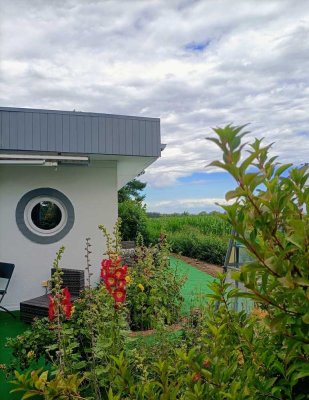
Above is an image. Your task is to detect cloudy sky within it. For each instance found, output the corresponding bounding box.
[1,0,308,213]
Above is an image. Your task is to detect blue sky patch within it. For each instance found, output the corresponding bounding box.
[185,40,210,52]
[144,172,236,213]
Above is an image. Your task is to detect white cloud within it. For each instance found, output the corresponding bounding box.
[0,0,308,192]
[147,196,234,213]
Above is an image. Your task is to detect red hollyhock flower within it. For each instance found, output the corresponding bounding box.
[100,267,108,280]
[115,256,122,266]
[114,268,126,280]
[61,287,73,319]
[101,259,112,278]
[62,287,71,304]
[105,274,117,287]
[101,259,112,268]
[48,294,55,321]
[113,288,126,303]
[121,264,128,274]
[63,302,73,319]
[117,279,126,289]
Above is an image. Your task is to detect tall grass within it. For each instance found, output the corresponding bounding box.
[146,214,230,265]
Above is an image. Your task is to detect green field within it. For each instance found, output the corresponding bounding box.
[147,214,230,265]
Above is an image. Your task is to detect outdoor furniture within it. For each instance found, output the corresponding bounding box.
[20,268,84,324]
[0,262,16,318]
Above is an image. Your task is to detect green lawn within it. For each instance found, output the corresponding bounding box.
[0,311,28,400]
[0,257,216,399]
[169,256,216,313]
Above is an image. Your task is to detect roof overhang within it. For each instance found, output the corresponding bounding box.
[0,106,162,158]
[0,106,164,188]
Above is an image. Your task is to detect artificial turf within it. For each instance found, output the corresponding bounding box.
[169,256,216,313]
[0,257,216,399]
[0,311,28,399]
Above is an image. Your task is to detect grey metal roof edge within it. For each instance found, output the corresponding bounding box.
[0,106,162,157]
[0,149,159,158]
[0,106,160,122]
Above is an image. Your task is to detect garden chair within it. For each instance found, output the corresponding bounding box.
[0,262,16,318]
[20,268,85,323]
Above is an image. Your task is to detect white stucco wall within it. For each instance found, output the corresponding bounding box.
[0,161,118,310]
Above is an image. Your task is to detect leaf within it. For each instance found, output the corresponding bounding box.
[278,275,295,289]
[239,152,258,173]
[293,368,309,381]
[269,314,287,331]
[225,187,245,201]
[302,313,309,324]
[21,393,39,400]
[272,361,285,375]
[275,163,293,177]
[286,234,304,249]
[207,323,218,336]
[10,388,25,393]
[206,160,226,169]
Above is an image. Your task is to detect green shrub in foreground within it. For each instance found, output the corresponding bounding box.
[126,235,186,330]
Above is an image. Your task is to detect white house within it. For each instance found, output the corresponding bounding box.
[0,106,163,311]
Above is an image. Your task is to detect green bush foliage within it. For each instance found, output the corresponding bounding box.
[207,125,309,397]
[146,215,230,264]
[118,200,149,242]
[105,277,301,399]
[169,230,227,265]
[126,235,186,330]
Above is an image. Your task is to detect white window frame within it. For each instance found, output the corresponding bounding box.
[24,196,68,237]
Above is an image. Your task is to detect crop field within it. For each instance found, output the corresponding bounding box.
[146,214,231,265]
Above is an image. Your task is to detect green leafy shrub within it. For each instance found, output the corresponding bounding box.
[8,287,128,398]
[169,230,227,265]
[119,200,149,241]
[206,125,309,398]
[146,214,230,264]
[10,369,84,400]
[6,225,186,397]
[126,235,186,330]
[7,245,128,399]
[103,276,308,399]
[6,317,56,373]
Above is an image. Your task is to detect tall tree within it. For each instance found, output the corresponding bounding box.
[118,178,146,203]
[118,175,148,241]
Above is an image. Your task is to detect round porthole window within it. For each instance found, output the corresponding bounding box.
[16,188,74,244]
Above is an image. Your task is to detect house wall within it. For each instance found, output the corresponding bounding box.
[0,161,118,310]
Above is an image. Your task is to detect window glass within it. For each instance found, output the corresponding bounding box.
[31,201,62,230]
